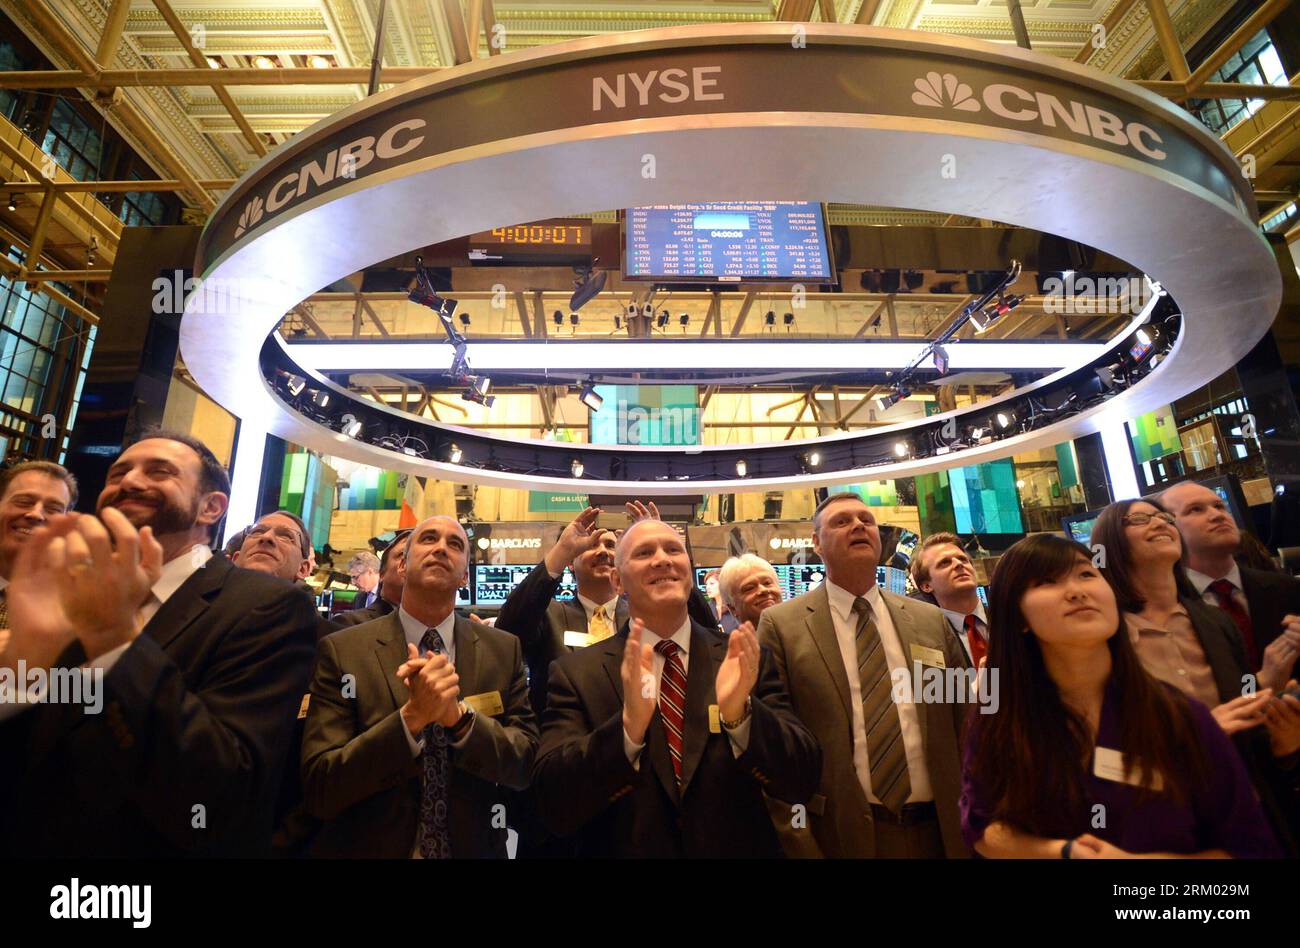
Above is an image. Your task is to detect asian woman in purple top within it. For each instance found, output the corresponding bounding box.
[961,534,1281,859]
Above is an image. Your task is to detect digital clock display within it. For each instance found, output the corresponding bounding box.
[469,221,591,248]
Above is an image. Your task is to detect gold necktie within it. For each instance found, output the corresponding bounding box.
[588,604,614,643]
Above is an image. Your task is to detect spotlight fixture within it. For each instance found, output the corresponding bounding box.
[642,302,654,319]
[872,386,910,413]
[568,258,607,311]
[569,312,579,327]
[970,426,985,441]
[307,55,332,69]
[459,313,471,328]
[462,374,494,407]
[614,313,622,330]
[735,459,748,477]
[656,310,669,329]
[679,313,689,328]
[253,55,277,69]
[553,310,564,328]
[577,379,603,411]
[1135,328,1152,347]
[448,442,463,464]
[995,411,1013,429]
[5,194,16,212]
[341,417,363,438]
[764,310,776,328]
[932,344,949,375]
[803,450,821,469]
[571,458,584,478]
[627,303,639,319]
[285,374,307,397]
[783,312,794,328]
[894,441,909,457]
[311,390,331,409]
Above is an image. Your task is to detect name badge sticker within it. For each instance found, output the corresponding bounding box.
[910,643,946,668]
[708,704,722,733]
[563,630,594,648]
[1093,746,1162,790]
[464,691,505,716]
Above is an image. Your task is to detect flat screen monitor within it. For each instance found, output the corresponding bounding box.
[473,564,571,607]
[623,201,835,283]
[695,564,906,598]
[1061,508,1106,545]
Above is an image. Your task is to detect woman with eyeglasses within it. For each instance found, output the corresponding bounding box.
[961,533,1280,858]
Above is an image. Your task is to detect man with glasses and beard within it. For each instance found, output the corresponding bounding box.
[0,429,318,857]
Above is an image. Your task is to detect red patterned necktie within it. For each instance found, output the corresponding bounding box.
[964,614,986,668]
[655,639,687,784]
[1208,579,1260,669]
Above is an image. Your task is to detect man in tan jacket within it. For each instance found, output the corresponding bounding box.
[757,493,971,858]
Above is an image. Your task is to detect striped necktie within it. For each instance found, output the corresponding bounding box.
[655,639,687,784]
[417,627,452,859]
[853,596,911,816]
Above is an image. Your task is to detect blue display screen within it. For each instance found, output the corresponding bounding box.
[624,201,834,282]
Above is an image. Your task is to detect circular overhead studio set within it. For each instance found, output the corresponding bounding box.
[180,23,1281,496]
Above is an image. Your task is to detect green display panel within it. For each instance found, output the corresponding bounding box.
[1128,406,1182,464]
[915,470,957,536]
[278,451,336,550]
[949,459,1024,534]
[841,480,898,507]
[338,466,403,510]
[527,491,588,513]
[590,384,699,446]
[1055,442,1079,489]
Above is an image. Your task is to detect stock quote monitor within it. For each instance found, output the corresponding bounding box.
[1062,508,1107,545]
[623,201,835,284]
[694,564,908,599]
[473,564,576,607]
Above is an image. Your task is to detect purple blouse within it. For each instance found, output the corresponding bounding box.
[960,681,1282,858]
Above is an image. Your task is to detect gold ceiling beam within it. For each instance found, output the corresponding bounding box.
[1137,79,1300,101]
[1075,0,1139,64]
[16,1,217,211]
[854,1,881,25]
[443,0,474,65]
[482,0,501,57]
[94,0,133,68]
[1,178,234,193]
[0,137,121,246]
[148,0,266,156]
[1184,0,1293,98]
[0,252,99,325]
[1143,0,1190,82]
[0,67,438,89]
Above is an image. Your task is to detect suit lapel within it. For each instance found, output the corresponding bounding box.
[679,623,722,796]
[144,552,231,651]
[452,615,479,696]
[614,598,630,633]
[882,592,929,748]
[607,622,679,806]
[805,585,853,727]
[374,612,411,712]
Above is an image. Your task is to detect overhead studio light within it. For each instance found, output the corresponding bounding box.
[657,310,669,329]
[341,417,362,438]
[462,375,494,407]
[1135,328,1152,347]
[285,374,307,396]
[459,313,471,328]
[6,193,16,212]
[571,458,584,478]
[893,441,909,457]
[932,345,950,375]
[311,390,331,409]
[253,55,277,69]
[307,55,332,69]
[804,450,821,469]
[577,379,603,411]
[642,302,654,319]
[553,310,564,328]
[783,312,794,328]
[679,313,689,328]
[764,311,776,328]
[996,411,1013,429]
[735,458,748,477]
[569,313,580,327]
[448,442,463,463]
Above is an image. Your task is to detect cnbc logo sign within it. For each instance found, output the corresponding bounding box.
[911,71,1166,161]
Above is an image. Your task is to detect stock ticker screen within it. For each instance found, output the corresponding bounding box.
[623,201,834,283]
[472,564,578,607]
[694,564,908,600]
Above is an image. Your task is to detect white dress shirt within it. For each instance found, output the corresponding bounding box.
[940,600,988,664]
[1186,563,1251,617]
[824,579,933,804]
[576,591,620,627]
[621,615,751,768]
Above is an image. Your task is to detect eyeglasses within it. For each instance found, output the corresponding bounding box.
[1122,511,1176,527]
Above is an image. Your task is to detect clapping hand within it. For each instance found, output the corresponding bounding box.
[398,642,462,732]
[544,506,602,575]
[620,619,657,744]
[1211,690,1272,735]
[1259,621,1300,692]
[715,621,760,723]
[625,501,660,523]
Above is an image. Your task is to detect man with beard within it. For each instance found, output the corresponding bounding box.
[302,515,536,857]
[717,554,783,629]
[0,430,318,857]
[0,461,77,635]
[910,533,986,670]
[334,529,410,628]
[757,493,969,858]
[532,519,820,857]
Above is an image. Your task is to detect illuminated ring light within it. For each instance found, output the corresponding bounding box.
[183,23,1279,497]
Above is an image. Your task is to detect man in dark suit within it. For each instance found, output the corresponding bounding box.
[0,430,318,857]
[302,514,537,858]
[532,519,820,857]
[495,506,627,716]
[909,531,985,670]
[1161,481,1300,690]
[346,550,381,612]
[757,493,972,858]
[334,528,409,628]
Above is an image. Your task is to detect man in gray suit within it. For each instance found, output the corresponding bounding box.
[757,493,971,858]
[301,515,537,857]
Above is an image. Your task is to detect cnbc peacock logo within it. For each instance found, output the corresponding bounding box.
[230,117,427,239]
[909,70,1166,160]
